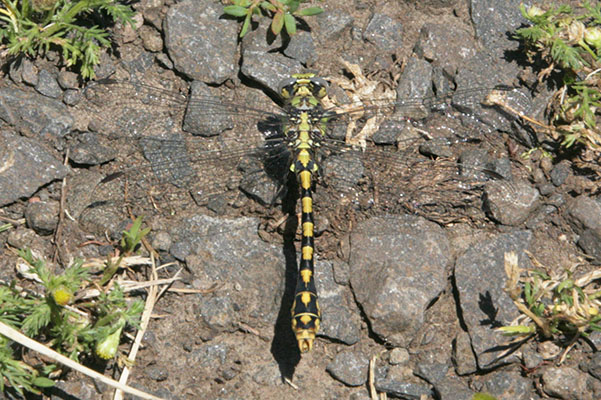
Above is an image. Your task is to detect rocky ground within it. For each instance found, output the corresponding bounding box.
[1,0,601,399]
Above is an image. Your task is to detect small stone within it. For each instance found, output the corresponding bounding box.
[140,25,163,52]
[326,351,369,386]
[35,70,62,99]
[389,348,410,365]
[550,161,572,186]
[542,366,588,400]
[283,31,316,65]
[21,59,39,86]
[68,132,116,166]
[483,180,540,226]
[151,231,172,252]
[363,13,403,52]
[25,200,60,236]
[57,71,79,90]
[63,89,81,106]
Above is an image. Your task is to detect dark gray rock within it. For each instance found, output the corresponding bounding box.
[197,295,237,333]
[452,330,477,375]
[455,230,532,367]
[434,376,474,400]
[7,227,47,251]
[363,13,403,52]
[414,23,478,77]
[326,350,369,386]
[320,151,365,193]
[139,25,163,52]
[566,195,601,260]
[68,132,117,165]
[0,87,73,138]
[57,71,79,90]
[483,180,540,226]
[0,132,69,207]
[482,370,534,400]
[396,58,433,120]
[550,161,572,186]
[240,22,283,54]
[283,31,316,65]
[581,352,601,381]
[92,51,116,80]
[183,81,234,137]
[389,348,410,365]
[151,231,172,252]
[8,58,23,84]
[471,0,528,56]
[241,50,303,94]
[349,215,449,347]
[35,70,62,99]
[51,379,98,400]
[522,345,544,370]
[25,201,60,235]
[63,89,81,106]
[415,361,449,385]
[179,215,284,329]
[376,381,432,400]
[21,59,39,86]
[542,366,589,400]
[164,0,238,83]
[454,52,528,131]
[316,260,361,345]
[316,7,354,42]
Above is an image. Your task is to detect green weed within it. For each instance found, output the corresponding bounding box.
[515,2,601,154]
[0,0,134,78]
[223,0,323,38]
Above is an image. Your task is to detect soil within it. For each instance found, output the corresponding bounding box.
[0,0,600,399]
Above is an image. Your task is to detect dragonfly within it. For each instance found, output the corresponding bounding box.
[77,72,521,352]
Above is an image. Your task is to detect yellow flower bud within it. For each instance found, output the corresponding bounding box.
[51,286,72,306]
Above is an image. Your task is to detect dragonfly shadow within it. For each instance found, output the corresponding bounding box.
[270,173,302,377]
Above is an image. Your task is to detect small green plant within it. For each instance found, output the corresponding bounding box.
[500,252,601,341]
[0,0,134,78]
[100,216,150,285]
[0,219,148,395]
[514,2,601,154]
[223,0,323,38]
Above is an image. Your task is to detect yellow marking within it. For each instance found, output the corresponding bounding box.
[302,196,312,213]
[302,245,313,260]
[298,112,310,131]
[291,318,297,328]
[315,318,320,330]
[300,268,312,283]
[297,151,310,167]
[300,314,312,324]
[302,222,314,237]
[299,170,312,189]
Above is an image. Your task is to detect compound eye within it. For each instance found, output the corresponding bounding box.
[310,77,328,98]
[278,77,297,99]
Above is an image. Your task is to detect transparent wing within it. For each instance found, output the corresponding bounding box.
[75,79,519,226]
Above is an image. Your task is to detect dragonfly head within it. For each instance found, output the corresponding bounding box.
[279,73,328,110]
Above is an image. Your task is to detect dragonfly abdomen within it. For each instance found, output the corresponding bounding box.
[291,150,321,353]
